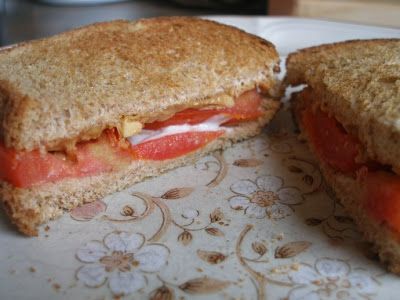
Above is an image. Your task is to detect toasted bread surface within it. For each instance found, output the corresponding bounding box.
[0,17,279,151]
[285,39,400,173]
[292,91,400,274]
[0,98,280,236]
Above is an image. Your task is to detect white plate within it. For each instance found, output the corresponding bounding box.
[206,16,400,56]
[1,17,400,300]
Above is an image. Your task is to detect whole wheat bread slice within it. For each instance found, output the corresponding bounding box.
[285,39,400,173]
[0,17,279,152]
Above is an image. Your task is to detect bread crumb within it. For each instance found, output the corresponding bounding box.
[29,267,36,273]
[196,268,203,272]
[44,225,50,232]
[270,267,279,274]
[52,283,61,291]
[291,263,300,271]
[270,264,294,274]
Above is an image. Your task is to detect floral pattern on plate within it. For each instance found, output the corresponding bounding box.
[228,175,304,219]
[286,258,379,300]
[75,231,169,296]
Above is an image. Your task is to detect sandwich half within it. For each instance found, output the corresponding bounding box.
[286,39,400,273]
[0,17,281,236]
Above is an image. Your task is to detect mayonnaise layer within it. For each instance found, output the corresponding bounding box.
[128,115,231,145]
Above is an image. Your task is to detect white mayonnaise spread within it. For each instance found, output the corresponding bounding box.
[128,114,231,145]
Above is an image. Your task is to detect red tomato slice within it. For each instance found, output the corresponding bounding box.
[130,130,224,160]
[301,104,361,173]
[0,129,224,187]
[364,171,400,233]
[0,144,109,188]
[0,131,131,188]
[144,89,263,130]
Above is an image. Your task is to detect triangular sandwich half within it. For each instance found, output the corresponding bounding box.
[286,39,400,273]
[0,17,281,235]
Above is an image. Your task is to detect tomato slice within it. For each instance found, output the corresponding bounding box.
[364,171,400,232]
[299,93,400,233]
[301,104,361,173]
[144,89,263,130]
[0,131,131,188]
[0,144,108,188]
[0,130,224,187]
[130,131,224,160]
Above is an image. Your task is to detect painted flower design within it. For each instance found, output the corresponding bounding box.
[287,258,378,300]
[228,175,303,219]
[76,231,169,296]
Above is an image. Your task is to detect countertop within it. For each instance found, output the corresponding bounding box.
[1,0,266,45]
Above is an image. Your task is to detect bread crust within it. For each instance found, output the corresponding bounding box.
[292,92,400,274]
[0,17,279,151]
[0,98,280,236]
[285,39,400,173]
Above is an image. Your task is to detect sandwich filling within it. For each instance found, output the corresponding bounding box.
[0,89,267,188]
[297,88,400,233]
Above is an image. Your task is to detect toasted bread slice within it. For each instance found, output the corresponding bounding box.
[0,17,279,152]
[285,39,400,173]
[292,93,400,273]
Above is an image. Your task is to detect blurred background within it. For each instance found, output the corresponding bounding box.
[1,0,399,46]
